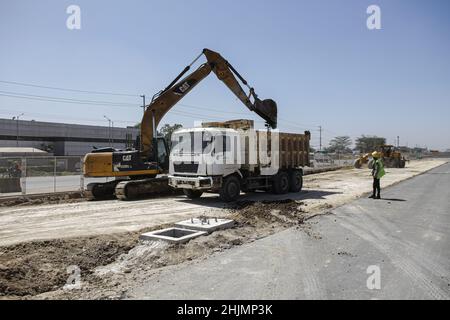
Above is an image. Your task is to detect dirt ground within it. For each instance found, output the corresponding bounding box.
[1,199,309,299]
[0,159,446,299]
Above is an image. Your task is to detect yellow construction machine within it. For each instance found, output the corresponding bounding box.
[354,145,406,169]
[83,49,277,200]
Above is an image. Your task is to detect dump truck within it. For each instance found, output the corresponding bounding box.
[168,120,310,202]
[83,48,277,200]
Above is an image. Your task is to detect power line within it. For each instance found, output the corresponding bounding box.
[178,103,317,129]
[0,89,317,131]
[0,108,138,125]
[0,90,138,106]
[1,80,321,130]
[178,103,251,116]
[0,80,140,97]
[0,92,139,108]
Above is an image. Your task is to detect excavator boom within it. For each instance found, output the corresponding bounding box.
[140,48,277,159]
[84,48,277,200]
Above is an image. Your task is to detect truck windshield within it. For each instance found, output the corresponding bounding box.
[171,132,213,154]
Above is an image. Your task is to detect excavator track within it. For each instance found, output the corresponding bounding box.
[115,176,171,200]
[85,180,123,200]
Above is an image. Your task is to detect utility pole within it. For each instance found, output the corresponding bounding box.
[111,121,114,146]
[318,126,322,151]
[140,95,146,115]
[103,115,112,147]
[12,113,24,147]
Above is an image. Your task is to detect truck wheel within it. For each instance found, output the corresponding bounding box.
[219,175,240,202]
[400,159,406,168]
[289,170,303,192]
[183,189,203,199]
[272,171,289,194]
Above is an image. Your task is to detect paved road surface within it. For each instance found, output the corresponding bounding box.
[129,163,450,299]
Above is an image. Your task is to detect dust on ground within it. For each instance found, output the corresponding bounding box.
[0,159,446,299]
[1,199,311,299]
[0,159,445,247]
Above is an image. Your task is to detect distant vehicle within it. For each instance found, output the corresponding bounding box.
[354,145,406,168]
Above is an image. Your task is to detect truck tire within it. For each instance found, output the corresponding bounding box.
[219,175,240,202]
[183,189,203,199]
[289,170,303,192]
[400,159,406,168]
[272,171,289,194]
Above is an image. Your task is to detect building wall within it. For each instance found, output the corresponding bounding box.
[0,118,139,156]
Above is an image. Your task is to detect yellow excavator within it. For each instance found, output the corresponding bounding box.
[354,145,406,169]
[83,48,277,200]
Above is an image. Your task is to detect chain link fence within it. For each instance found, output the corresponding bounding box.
[310,152,355,168]
[0,156,107,197]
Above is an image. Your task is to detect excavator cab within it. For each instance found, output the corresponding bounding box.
[155,137,169,171]
[83,136,169,179]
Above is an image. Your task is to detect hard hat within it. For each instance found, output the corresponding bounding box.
[372,151,381,158]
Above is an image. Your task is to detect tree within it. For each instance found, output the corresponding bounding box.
[326,136,352,153]
[355,135,386,153]
[158,123,183,148]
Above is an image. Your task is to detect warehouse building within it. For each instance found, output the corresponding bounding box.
[0,118,139,156]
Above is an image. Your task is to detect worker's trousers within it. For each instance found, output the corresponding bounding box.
[372,178,381,197]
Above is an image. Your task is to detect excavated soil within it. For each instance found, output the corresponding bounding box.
[0,200,309,299]
[0,192,84,208]
[0,233,136,298]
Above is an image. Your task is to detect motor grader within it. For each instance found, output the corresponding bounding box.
[354,145,406,169]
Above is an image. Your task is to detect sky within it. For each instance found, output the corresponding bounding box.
[1,0,449,150]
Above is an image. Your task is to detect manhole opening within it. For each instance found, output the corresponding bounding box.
[154,228,197,238]
[140,227,207,243]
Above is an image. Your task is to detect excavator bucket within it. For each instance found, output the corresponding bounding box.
[254,98,278,129]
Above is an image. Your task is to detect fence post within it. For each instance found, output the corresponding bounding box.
[53,157,57,192]
[21,157,27,195]
[80,156,84,191]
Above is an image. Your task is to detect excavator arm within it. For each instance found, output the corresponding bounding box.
[140,48,277,160]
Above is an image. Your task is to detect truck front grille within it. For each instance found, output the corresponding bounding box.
[173,162,199,173]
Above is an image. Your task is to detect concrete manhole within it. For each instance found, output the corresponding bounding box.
[175,217,236,233]
[139,227,207,244]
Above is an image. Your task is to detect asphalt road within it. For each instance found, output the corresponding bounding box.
[129,162,450,299]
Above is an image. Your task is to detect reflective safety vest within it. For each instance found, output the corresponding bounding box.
[375,159,385,179]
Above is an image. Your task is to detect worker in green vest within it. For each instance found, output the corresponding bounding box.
[369,151,385,199]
